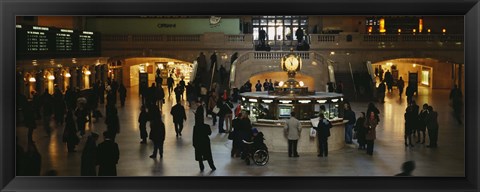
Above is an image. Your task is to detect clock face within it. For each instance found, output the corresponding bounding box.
[284,56,300,71]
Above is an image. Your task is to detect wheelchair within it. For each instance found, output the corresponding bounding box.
[242,132,269,166]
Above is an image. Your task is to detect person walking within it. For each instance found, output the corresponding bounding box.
[343,103,356,144]
[171,101,187,137]
[230,113,242,158]
[138,105,149,144]
[404,104,417,148]
[384,70,393,92]
[81,132,99,176]
[377,81,386,103]
[449,84,463,124]
[397,77,405,98]
[207,91,219,126]
[97,131,120,176]
[105,107,120,141]
[223,98,234,133]
[41,88,54,136]
[426,106,439,148]
[192,107,216,172]
[118,82,127,107]
[167,75,175,97]
[149,107,166,158]
[75,103,88,137]
[405,83,415,104]
[63,110,79,152]
[216,98,227,133]
[354,112,367,150]
[315,113,332,157]
[364,111,379,156]
[284,112,302,157]
[416,103,429,144]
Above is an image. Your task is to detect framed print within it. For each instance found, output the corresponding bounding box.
[1,0,479,191]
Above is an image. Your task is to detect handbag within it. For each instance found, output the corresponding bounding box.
[212,106,220,114]
[309,128,317,138]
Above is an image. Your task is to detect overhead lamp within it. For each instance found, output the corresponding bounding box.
[331,99,339,102]
[413,64,417,68]
[29,77,36,82]
[317,100,327,104]
[167,61,175,65]
[330,51,335,56]
[248,99,258,103]
[298,100,310,104]
[262,99,273,103]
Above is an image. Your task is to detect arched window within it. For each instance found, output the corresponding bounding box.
[252,16,308,44]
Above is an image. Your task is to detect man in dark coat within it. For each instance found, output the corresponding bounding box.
[41,89,54,136]
[405,84,415,104]
[170,101,187,137]
[295,27,304,43]
[138,105,149,144]
[193,105,216,172]
[377,81,386,103]
[63,110,79,152]
[105,107,120,141]
[149,108,166,158]
[315,113,332,157]
[97,131,120,176]
[397,77,405,98]
[118,82,127,107]
[167,75,174,96]
[81,132,99,176]
[343,103,356,144]
[449,84,463,124]
[155,74,163,88]
[156,84,165,108]
[384,70,393,92]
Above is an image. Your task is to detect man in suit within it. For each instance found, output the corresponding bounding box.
[97,131,120,176]
[284,112,302,157]
[316,113,332,157]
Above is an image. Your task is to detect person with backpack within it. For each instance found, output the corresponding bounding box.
[315,113,332,157]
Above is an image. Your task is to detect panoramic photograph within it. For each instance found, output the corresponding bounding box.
[15,15,464,176]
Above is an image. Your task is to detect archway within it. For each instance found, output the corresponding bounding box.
[371,58,458,90]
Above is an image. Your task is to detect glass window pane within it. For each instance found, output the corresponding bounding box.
[276,26,283,40]
[276,19,283,25]
[301,19,307,25]
[253,19,259,25]
[293,19,299,25]
[268,27,275,41]
[260,19,267,25]
[268,19,275,26]
[284,19,291,25]
[285,27,292,40]
[253,28,259,40]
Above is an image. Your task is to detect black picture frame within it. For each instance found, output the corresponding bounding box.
[1,0,479,191]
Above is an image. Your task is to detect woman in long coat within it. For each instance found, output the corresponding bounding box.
[354,112,367,150]
[364,111,378,156]
[192,107,216,171]
[138,105,149,144]
[63,110,79,152]
[81,132,99,176]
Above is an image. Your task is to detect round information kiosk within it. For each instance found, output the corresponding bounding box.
[239,50,347,153]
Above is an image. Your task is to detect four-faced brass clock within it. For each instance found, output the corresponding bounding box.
[281,54,302,72]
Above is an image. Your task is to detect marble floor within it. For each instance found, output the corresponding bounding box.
[16,86,465,176]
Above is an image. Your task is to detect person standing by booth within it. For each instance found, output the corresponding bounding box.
[316,113,332,157]
[284,112,301,157]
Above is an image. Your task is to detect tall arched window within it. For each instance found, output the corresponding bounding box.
[252,16,308,46]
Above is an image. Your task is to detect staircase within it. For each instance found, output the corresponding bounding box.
[335,64,375,102]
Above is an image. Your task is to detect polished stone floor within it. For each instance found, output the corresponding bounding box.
[16,85,464,176]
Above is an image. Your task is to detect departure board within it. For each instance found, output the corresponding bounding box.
[16,25,101,59]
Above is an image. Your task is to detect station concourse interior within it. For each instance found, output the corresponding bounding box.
[15,16,465,176]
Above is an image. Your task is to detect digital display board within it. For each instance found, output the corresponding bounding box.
[16,25,101,59]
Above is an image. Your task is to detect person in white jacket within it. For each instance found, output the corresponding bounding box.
[284,112,302,157]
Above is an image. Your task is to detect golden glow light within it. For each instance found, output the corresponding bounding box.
[368,26,372,33]
[85,70,91,75]
[427,29,431,33]
[413,64,417,68]
[398,29,402,33]
[419,18,423,33]
[442,28,446,33]
[29,77,36,82]
[65,73,71,78]
[48,75,55,80]
[413,29,416,33]
[299,81,304,87]
[379,18,386,33]
[279,81,284,87]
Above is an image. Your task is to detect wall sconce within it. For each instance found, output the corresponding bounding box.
[412,29,416,33]
[427,29,431,33]
[397,29,402,33]
[413,64,417,68]
[65,73,71,78]
[29,77,36,82]
[84,70,92,75]
[48,75,55,80]
[299,81,305,87]
[330,51,335,56]
[442,28,446,33]
[278,81,284,87]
